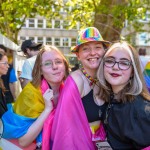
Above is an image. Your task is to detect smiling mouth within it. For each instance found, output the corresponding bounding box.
[88,58,98,62]
[110,73,120,77]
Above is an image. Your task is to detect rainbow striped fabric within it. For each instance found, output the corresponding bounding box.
[143,61,150,91]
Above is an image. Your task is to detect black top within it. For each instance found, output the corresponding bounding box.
[104,95,150,150]
[82,90,107,123]
[0,88,7,118]
[1,65,14,103]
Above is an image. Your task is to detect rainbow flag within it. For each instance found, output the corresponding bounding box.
[143,61,150,91]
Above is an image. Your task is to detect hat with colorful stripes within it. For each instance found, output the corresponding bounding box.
[71,27,111,52]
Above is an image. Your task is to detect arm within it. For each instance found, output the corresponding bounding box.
[19,60,33,89]
[9,82,16,100]
[9,67,17,100]
[19,78,30,89]
[18,89,54,147]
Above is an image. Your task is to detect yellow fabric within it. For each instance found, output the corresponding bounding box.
[145,62,150,69]
[13,82,44,118]
[90,124,99,134]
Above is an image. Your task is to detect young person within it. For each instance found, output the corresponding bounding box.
[97,41,150,149]
[19,40,42,89]
[0,51,9,117]
[49,27,111,150]
[1,45,69,149]
[0,44,17,104]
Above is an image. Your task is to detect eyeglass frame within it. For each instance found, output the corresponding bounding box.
[0,62,9,66]
[41,59,64,68]
[103,58,132,70]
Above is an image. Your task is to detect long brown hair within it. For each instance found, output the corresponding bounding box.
[0,51,6,93]
[31,45,70,88]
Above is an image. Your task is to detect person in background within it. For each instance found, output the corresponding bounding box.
[138,48,149,72]
[1,45,70,150]
[71,63,79,72]
[0,51,9,117]
[19,40,42,89]
[50,27,111,150]
[0,44,17,104]
[97,41,150,149]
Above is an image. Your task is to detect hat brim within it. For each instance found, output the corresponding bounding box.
[29,43,42,48]
[71,40,111,52]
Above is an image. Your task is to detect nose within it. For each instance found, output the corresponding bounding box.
[51,62,58,69]
[89,48,96,55]
[112,62,119,70]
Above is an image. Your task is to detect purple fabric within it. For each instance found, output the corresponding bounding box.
[50,76,95,150]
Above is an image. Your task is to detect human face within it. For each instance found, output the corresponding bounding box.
[104,48,133,93]
[0,56,9,76]
[41,50,66,86]
[77,41,105,72]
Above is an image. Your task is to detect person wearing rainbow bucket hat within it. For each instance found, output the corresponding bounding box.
[49,27,112,150]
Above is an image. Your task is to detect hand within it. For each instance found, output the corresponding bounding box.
[43,89,54,111]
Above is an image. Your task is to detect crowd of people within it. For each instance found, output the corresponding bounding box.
[0,27,150,150]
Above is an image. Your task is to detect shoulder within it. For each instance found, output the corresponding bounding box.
[70,70,84,96]
[27,55,37,62]
[133,95,150,119]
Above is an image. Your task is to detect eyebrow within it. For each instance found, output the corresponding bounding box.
[105,56,130,61]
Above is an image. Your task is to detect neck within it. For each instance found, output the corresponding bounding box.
[81,67,98,86]
[49,82,62,106]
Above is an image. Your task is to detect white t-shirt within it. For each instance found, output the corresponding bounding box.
[20,55,37,80]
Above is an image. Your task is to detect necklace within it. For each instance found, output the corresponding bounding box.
[81,67,98,86]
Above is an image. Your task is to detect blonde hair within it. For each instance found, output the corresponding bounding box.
[97,41,150,103]
[31,45,70,88]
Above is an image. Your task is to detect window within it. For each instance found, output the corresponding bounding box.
[54,20,60,28]
[28,19,35,28]
[62,38,69,46]
[46,37,52,45]
[38,19,43,28]
[54,38,60,46]
[71,38,76,46]
[37,37,43,44]
[20,36,26,41]
[29,37,35,41]
[63,21,69,29]
[46,20,52,28]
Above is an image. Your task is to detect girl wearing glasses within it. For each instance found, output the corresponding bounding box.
[97,41,150,149]
[1,45,70,149]
[0,51,9,118]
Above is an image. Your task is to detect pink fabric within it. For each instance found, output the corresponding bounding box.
[92,123,106,141]
[42,109,55,150]
[50,76,99,150]
[142,146,150,150]
[40,78,50,94]
[42,82,64,150]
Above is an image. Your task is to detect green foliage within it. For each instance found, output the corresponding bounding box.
[0,0,59,43]
[0,0,150,44]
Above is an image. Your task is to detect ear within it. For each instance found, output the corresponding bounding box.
[26,48,30,54]
[130,70,134,78]
[75,52,80,60]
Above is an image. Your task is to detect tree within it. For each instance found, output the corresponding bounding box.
[0,0,62,44]
[65,0,150,42]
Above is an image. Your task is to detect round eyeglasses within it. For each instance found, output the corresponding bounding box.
[41,60,63,68]
[104,59,132,70]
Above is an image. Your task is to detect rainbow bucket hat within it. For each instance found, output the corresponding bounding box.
[71,27,111,52]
